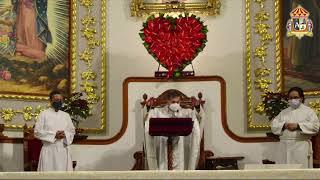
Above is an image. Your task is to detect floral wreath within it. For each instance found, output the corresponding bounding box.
[139,13,208,77]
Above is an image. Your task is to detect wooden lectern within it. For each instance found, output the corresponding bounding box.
[149,117,193,170]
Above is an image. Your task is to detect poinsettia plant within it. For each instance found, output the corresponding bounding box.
[140,13,208,77]
[263,92,288,120]
[61,92,91,128]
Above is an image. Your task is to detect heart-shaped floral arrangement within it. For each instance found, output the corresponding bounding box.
[139,13,208,77]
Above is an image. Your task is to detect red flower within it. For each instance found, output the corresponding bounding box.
[141,14,208,77]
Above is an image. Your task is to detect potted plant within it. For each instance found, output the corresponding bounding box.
[61,92,90,138]
[262,92,288,139]
[263,92,288,121]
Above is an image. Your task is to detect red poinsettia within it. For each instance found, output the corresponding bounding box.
[61,92,91,128]
[140,13,208,77]
[262,92,288,120]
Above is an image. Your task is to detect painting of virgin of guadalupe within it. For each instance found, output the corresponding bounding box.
[0,0,70,96]
[282,0,320,92]
[14,0,52,60]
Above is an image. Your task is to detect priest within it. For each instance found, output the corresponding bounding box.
[144,90,203,170]
[34,90,75,171]
[271,87,320,168]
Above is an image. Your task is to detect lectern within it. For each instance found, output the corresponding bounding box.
[149,117,193,170]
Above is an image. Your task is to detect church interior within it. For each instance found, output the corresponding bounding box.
[0,0,320,179]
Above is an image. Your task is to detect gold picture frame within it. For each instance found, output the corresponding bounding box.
[130,0,221,17]
[277,0,320,96]
[0,0,107,134]
[0,0,75,100]
[246,0,278,130]
[247,0,320,131]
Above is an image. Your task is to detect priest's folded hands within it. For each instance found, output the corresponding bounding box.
[284,123,299,131]
[55,131,66,139]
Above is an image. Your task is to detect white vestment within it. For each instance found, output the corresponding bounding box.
[34,108,75,171]
[271,104,320,168]
[144,106,203,170]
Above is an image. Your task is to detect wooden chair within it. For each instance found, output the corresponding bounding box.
[312,133,320,168]
[23,125,77,171]
[23,125,42,171]
[131,89,214,170]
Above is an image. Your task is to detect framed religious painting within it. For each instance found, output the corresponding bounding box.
[0,0,73,99]
[130,0,221,17]
[0,0,106,133]
[280,0,320,95]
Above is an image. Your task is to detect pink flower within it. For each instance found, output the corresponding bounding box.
[1,70,11,80]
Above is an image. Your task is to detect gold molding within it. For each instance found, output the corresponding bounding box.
[0,94,48,100]
[247,0,276,130]
[130,0,221,17]
[71,0,78,94]
[245,0,253,129]
[100,0,107,132]
[274,0,281,93]
[77,0,105,133]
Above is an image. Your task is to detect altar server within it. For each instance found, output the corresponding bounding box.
[271,87,320,168]
[34,90,75,171]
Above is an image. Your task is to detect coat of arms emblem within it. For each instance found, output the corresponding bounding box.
[286,5,313,39]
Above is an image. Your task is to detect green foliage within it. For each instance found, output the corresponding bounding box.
[263,92,288,120]
[139,33,145,40]
[61,92,91,127]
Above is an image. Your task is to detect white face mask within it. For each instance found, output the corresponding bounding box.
[168,103,181,112]
[289,98,301,109]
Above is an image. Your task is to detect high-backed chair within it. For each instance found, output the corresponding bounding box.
[131,89,214,170]
[23,125,42,171]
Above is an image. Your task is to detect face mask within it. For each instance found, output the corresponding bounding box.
[288,98,301,109]
[168,103,181,112]
[52,101,62,111]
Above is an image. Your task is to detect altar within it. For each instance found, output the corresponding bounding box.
[0,170,319,179]
[0,0,320,178]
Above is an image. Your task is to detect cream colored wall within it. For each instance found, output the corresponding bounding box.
[0,0,272,171]
[107,0,255,138]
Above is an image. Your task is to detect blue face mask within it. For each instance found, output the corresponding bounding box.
[52,101,62,111]
[289,98,301,109]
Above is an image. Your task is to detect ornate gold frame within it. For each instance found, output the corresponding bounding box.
[246,0,278,130]
[276,1,320,96]
[130,0,221,16]
[0,0,76,100]
[247,0,320,130]
[0,0,107,133]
